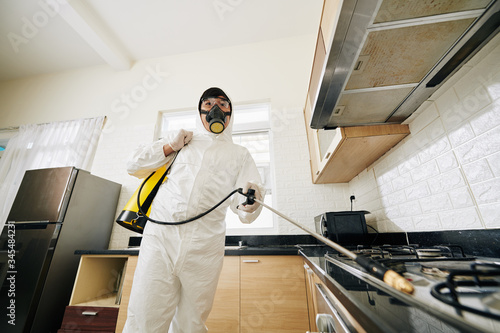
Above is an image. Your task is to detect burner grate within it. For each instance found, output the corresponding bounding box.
[431,262,500,320]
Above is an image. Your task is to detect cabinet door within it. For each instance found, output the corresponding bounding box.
[240,256,309,333]
[206,256,240,333]
[115,256,138,333]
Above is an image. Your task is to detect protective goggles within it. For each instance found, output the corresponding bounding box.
[200,97,231,111]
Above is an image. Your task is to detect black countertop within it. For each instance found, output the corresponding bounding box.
[76,229,500,258]
[75,245,300,256]
[75,234,320,256]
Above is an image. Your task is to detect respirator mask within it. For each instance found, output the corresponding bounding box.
[199,97,232,134]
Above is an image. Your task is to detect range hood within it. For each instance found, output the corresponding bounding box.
[310,0,500,129]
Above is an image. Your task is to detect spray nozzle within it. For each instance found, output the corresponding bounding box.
[237,188,256,206]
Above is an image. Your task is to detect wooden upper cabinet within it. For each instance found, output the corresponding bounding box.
[313,124,410,183]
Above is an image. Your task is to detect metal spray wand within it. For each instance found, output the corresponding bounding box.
[238,189,415,295]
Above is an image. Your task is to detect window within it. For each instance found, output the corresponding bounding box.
[157,102,275,234]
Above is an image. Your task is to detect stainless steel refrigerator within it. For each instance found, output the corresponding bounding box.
[0,167,121,333]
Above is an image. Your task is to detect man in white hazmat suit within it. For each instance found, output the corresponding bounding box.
[123,87,264,332]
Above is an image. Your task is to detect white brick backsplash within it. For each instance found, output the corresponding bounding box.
[471,178,500,205]
[479,202,500,228]
[455,126,500,164]
[376,165,400,186]
[435,87,459,117]
[405,182,431,201]
[440,103,469,132]
[392,172,413,191]
[373,219,390,233]
[459,86,491,119]
[485,71,500,101]
[399,200,422,217]
[359,187,382,205]
[411,160,440,183]
[398,154,420,175]
[409,103,439,134]
[390,217,415,232]
[382,189,407,207]
[428,168,465,194]
[361,200,382,215]
[487,151,500,177]
[378,181,394,196]
[385,146,406,169]
[407,129,431,153]
[426,118,446,141]
[448,187,474,208]
[436,151,459,173]
[439,208,483,230]
[383,206,401,220]
[447,123,475,147]
[462,158,494,184]
[352,172,378,196]
[470,102,500,136]
[454,63,489,98]
[413,214,442,231]
[418,136,451,164]
[419,193,452,213]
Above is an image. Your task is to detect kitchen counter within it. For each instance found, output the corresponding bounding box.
[75,245,301,256]
[74,234,322,256]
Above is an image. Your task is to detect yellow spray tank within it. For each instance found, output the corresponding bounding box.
[116,163,171,234]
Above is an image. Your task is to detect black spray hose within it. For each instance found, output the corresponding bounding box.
[136,172,254,225]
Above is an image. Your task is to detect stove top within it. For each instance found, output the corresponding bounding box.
[317,244,500,333]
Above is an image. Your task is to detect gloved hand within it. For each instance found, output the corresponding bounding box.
[238,181,263,213]
[169,129,193,151]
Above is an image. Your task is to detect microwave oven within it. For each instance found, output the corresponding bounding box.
[314,211,369,246]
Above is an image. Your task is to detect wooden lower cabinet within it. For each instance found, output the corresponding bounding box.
[207,255,310,333]
[240,255,310,333]
[205,256,240,332]
[63,255,308,333]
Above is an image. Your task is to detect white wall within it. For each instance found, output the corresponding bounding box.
[0,35,350,249]
[349,35,500,233]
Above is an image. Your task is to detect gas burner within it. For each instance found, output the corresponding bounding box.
[416,248,447,258]
[350,244,468,260]
[431,262,500,320]
[402,245,467,259]
[355,247,392,260]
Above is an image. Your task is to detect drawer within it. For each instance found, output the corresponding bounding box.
[59,306,118,331]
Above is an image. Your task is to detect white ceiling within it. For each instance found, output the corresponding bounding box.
[0,0,323,82]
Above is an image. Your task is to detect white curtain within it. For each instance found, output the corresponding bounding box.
[0,117,105,230]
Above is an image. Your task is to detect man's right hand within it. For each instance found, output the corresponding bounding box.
[168,129,193,152]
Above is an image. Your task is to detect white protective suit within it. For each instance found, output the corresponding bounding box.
[123,111,263,332]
